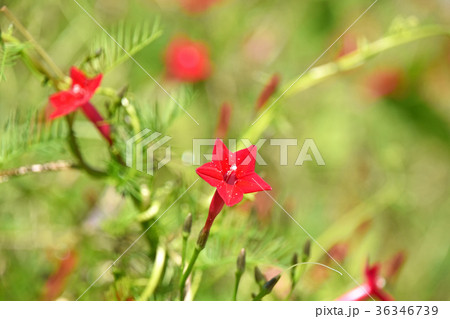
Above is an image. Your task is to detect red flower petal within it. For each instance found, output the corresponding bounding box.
[233,145,257,178]
[85,74,103,96]
[49,91,82,118]
[70,67,102,100]
[365,263,381,291]
[70,67,88,87]
[217,181,244,206]
[196,161,223,187]
[336,283,372,301]
[212,138,230,174]
[236,172,271,194]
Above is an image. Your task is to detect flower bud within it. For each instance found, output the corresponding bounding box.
[182,213,192,238]
[236,248,246,275]
[254,266,265,287]
[263,274,281,294]
[256,74,281,110]
[196,228,210,250]
[302,240,311,262]
[215,102,232,139]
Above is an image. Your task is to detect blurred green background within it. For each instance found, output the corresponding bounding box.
[0,0,449,300]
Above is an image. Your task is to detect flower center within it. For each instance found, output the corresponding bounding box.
[224,164,238,185]
[72,84,86,97]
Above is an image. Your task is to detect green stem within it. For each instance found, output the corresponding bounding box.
[179,246,202,300]
[233,272,242,301]
[181,236,188,272]
[139,246,166,301]
[253,292,265,301]
[66,116,107,178]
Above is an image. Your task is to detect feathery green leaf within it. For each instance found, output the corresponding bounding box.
[85,18,162,74]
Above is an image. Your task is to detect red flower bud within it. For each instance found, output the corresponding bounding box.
[256,74,280,111]
[215,102,232,139]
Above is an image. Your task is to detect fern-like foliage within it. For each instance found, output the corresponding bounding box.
[84,19,162,74]
[0,28,27,81]
[140,86,196,133]
[0,108,67,165]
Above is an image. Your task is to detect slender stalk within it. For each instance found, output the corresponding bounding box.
[179,213,192,280]
[179,246,202,300]
[252,291,265,301]
[139,246,166,301]
[232,272,242,301]
[233,248,246,301]
[181,236,188,272]
[0,160,78,183]
[252,275,281,301]
[66,116,107,178]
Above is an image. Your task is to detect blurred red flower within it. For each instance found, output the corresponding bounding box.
[165,37,212,82]
[256,74,281,111]
[365,69,402,98]
[215,102,232,138]
[197,139,271,230]
[178,0,222,13]
[42,250,78,301]
[336,262,394,301]
[49,67,112,144]
[336,34,358,58]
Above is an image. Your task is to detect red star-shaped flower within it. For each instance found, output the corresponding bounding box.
[49,67,102,119]
[49,67,111,144]
[196,139,271,207]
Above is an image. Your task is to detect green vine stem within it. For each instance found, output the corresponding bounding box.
[179,246,202,300]
[66,115,108,178]
[139,245,166,301]
[242,25,450,145]
[232,248,245,301]
[233,272,242,301]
